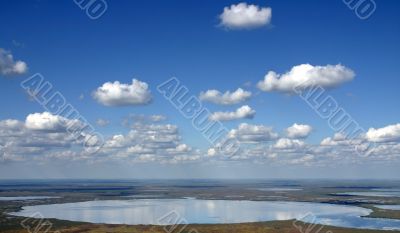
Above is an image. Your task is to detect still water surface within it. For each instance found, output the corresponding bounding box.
[337,189,400,197]
[375,205,400,211]
[11,199,400,230]
[0,196,58,201]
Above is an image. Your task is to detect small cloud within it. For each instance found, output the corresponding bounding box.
[228,123,278,143]
[290,154,314,165]
[243,81,252,87]
[209,105,255,121]
[274,138,305,150]
[0,48,28,76]
[286,123,313,139]
[12,40,25,48]
[96,118,110,127]
[92,79,152,106]
[219,2,272,30]
[257,64,355,93]
[207,148,217,157]
[122,114,167,128]
[199,88,251,105]
[150,115,166,122]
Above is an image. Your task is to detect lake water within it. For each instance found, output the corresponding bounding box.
[375,205,400,211]
[337,191,400,197]
[0,196,58,201]
[255,188,302,191]
[10,199,400,230]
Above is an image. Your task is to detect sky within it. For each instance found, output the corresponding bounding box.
[0,0,400,179]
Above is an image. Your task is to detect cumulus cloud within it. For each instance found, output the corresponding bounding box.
[199,88,251,105]
[0,118,201,164]
[0,116,89,161]
[257,64,355,93]
[286,123,312,138]
[219,2,272,29]
[228,123,278,143]
[274,138,305,150]
[209,105,255,121]
[101,122,201,163]
[366,123,400,142]
[3,112,400,166]
[0,119,21,129]
[25,112,80,131]
[320,133,347,146]
[0,48,28,76]
[93,79,152,106]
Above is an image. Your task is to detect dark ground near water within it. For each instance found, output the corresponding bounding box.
[1,179,400,233]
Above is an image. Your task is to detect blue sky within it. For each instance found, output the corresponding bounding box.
[0,0,400,179]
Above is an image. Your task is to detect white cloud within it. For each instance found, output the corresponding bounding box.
[320,133,348,146]
[166,144,192,154]
[257,64,355,93]
[171,154,201,163]
[96,118,110,127]
[274,138,305,150]
[209,105,255,121]
[127,145,154,154]
[0,48,28,76]
[100,122,202,163]
[25,112,80,131]
[228,123,278,143]
[105,123,178,150]
[93,79,152,106]
[122,114,167,128]
[290,154,314,165]
[199,88,251,105]
[0,116,87,161]
[104,134,127,148]
[150,115,166,122]
[286,123,312,138]
[3,113,400,166]
[0,119,21,129]
[207,148,217,157]
[219,2,272,29]
[366,123,400,142]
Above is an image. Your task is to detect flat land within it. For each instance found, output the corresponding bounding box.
[2,220,400,233]
[1,180,400,233]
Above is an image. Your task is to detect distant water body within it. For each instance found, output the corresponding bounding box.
[0,196,58,201]
[10,199,400,230]
[375,205,400,211]
[254,188,302,191]
[336,189,400,197]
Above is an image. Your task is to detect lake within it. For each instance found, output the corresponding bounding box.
[336,188,400,198]
[375,205,400,211]
[337,191,400,197]
[0,196,58,201]
[10,199,400,230]
[255,188,303,191]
